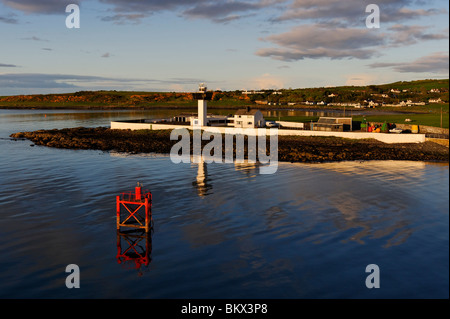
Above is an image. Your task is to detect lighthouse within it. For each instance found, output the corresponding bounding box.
[193,83,212,127]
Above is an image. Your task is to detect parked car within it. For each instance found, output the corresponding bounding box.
[266,121,280,128]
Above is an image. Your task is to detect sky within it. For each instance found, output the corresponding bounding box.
[0,0,449,95]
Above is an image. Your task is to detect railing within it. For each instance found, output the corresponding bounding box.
[119,190,152,202]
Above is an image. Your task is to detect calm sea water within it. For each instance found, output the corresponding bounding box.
[0,109,448,299]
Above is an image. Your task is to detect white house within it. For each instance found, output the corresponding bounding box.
[400,100,427,107]
[242,90,265,94]
[368,101,379,107]
[429,98,442,103]
[234,108,265,128]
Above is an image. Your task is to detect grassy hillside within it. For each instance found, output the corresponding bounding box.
[0,79,448,110]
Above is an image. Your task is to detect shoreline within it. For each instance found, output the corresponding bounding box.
[10,127,449,163]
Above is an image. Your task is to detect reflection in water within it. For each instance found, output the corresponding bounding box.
[283,160,448,247]
[191,158,263,197]
[307,160,428,181]
[234,161,260,179]
[192,156,213,197]
[116,229,152,276]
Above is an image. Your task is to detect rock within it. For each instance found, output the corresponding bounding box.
[9,127,449,164]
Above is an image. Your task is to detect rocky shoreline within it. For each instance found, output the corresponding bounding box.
[10,127,449,163]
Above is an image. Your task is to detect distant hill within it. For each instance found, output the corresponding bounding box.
[377,79,449,91]
[0,79,448,109]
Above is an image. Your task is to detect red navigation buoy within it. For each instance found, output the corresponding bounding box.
[116,182,152,232]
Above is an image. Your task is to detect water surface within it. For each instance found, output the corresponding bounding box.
[0,109,448,298]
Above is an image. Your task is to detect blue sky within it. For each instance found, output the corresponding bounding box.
[0,0,448,95]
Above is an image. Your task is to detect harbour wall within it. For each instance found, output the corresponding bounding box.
[110,121,426,144]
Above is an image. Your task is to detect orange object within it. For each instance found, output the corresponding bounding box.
[135,186,142,200]
[117,230,152,272]
[116,186,152,232]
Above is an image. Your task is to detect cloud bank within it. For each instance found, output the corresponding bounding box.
[0,63,18,67]
[256,0,448,62]
[368,52,449,74]
[1,0,81,14]
[0,73,207,90]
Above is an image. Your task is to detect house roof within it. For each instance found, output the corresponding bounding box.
[235,108,260,116]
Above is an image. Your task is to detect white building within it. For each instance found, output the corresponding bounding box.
[234,108,265,128]
[399,100,427,106]
[242,90,265,94]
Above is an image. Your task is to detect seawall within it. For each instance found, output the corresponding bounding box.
[110,121,426,144]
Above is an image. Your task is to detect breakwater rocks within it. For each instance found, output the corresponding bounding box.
[11,127,449,163]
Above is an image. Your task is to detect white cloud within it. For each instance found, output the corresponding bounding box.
[250,73,284,89]
[0,63,18,67]
[368,52,449,74]
[0,12,18,23]
[1,0,81,14]
[256,24,386,60]
[274,0,447,24]
[387,24,448,47]
[0,73,207,90]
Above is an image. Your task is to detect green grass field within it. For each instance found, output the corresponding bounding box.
[357,104,449,128]
[266,104,449,129]
[268,114,449,129]
[354,113,449,129]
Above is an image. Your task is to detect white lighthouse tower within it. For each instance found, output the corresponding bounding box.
[192,83,211,127]
[198,83,207,127]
